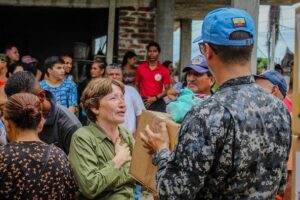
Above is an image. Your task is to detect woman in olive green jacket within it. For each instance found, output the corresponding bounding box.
[69,78,135,199]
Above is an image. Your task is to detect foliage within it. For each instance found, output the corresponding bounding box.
[257,57,268,74]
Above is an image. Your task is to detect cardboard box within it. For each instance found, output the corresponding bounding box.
[293,8,300,135]
[130,110,180,192]
[292,135,300,200]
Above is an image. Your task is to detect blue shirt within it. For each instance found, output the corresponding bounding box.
[0,120,6,145]
[40,79,78,108]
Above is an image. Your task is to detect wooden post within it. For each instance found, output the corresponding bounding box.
[179,19,192,79]
[107,0,116,64]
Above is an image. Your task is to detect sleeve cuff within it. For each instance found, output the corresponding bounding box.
[152,148,171,166]
[105,160,122,179]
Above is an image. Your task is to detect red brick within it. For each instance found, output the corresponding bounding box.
[120,28,136,33]
[138,7,153,12]
[119,21,136,26]
[120,7,136,11]
[132,33,153,38]
[138,39,153,44]
[138,18,154,24]
[120,17,136,22]
[119,11,129,16]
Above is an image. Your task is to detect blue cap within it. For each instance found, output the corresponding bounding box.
[193,7,255,46]
[183,54,209,74]
[255,70,287,96]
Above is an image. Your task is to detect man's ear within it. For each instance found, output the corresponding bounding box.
[209,76,216,87]
[47,68,51,75]
[272,85,284,100]
[205,43,214,60]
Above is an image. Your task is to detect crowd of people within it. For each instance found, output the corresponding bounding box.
[0,6,294,200]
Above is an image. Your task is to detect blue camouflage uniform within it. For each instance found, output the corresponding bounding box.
[153,76,291,200]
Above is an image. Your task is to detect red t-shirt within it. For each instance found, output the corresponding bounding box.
[135,62,170,97]
[0,80,7,87]
[283,97,292,113]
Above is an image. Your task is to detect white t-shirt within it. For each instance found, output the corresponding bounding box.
[121,86,145,134]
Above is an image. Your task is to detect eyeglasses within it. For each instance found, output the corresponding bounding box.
[198,43,206,55]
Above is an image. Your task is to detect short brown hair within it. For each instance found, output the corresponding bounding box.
[81,78,125,122]
[209,31,253,64]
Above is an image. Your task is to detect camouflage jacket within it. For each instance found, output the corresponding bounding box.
[153,76,291,200]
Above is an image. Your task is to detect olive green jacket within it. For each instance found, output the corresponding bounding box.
[69,122,135,200]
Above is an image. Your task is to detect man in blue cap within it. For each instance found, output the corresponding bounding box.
[141,7,291,199]
[255,70,287,100]
[167,54,215,100]
[255,70,292,200]
[182,55,215,97]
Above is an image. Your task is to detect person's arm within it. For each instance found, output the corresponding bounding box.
[166,82,183,101]
[134,67,141,93]
[35,69,42,81]
[69,132,130,199]
[68,82,78,113]
[142,104,229,199]
[152,69,171,101]
[61,123,81,155]
[157,84,170,99]
[277,116,292,196]
[59,107,82,154]
[167,87,179,101]
[144,84,171,108]
[276,158,288,196]
[158,68,172,99]
[130,87,145,136]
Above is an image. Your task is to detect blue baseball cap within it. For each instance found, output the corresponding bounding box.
[193,7,255,46]
[255,70,287,96]
[183,54,209,74]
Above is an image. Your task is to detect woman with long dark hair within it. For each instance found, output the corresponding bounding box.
[121,51,137,86]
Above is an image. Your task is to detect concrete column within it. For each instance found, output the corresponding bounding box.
[231,0,260,74]
[107,0,116,64]
[179,19,192,78]
[156,0,174,62]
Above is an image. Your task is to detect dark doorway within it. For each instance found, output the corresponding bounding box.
[0,6,108,63]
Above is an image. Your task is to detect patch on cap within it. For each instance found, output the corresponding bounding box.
[232,17,246,27]
[191,55,204,65]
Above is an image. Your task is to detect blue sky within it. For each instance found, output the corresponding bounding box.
[173,3,300,64]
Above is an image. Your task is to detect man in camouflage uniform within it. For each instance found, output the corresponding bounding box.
[141,7,291,200]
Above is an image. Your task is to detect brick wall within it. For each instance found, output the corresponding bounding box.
[118,6,155,63]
